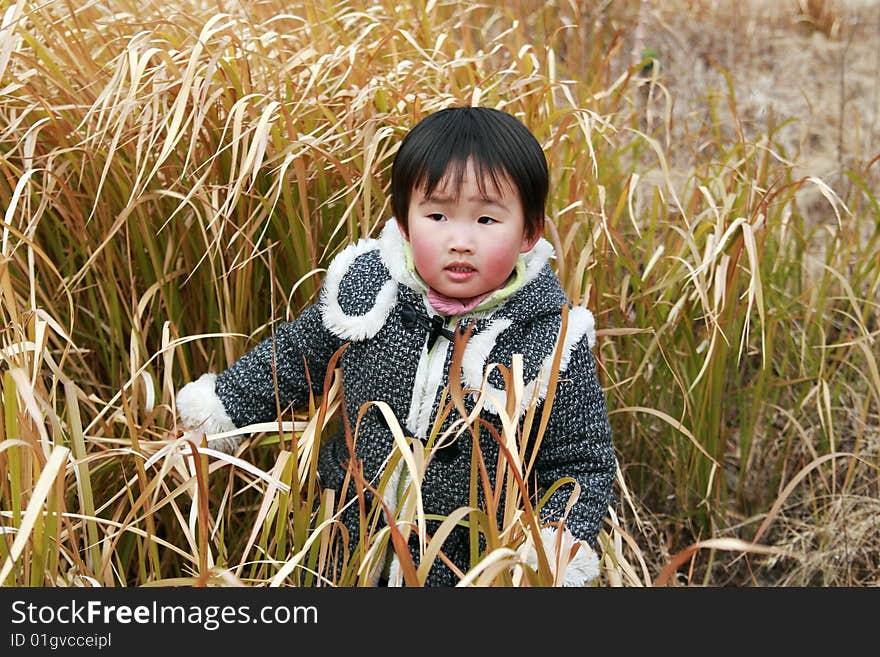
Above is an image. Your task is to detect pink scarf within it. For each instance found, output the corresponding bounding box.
[427,288,492,315]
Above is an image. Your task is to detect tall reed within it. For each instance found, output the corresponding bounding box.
[1,0,877,586]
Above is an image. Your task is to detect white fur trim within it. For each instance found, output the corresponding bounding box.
[378,219,426,292]
[378,458,405,587]
[387,552,403,587]
[382,458,404,518]
[176,373,242,454]
[405,341,431,436]
[460,318,512,415]
[462,319,514,377]
[383,459,408,588]
[521,237,556,284]
[320,237,398,341]
[523,527,600,587]
[176,373,236,435]
[462,306,596,416]
[405,338,451,440]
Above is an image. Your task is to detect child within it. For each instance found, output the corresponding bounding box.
[175,106,616,586]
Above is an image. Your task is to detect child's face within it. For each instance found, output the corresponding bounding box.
[400,160,540,300]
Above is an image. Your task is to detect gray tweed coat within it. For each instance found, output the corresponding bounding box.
[176,220,616,586]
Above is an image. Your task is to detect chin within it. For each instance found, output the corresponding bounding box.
[438,285,485,299]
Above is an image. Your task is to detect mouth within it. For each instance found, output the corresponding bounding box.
[443,262,477,283]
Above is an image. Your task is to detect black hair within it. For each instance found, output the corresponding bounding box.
[391,106,548,241]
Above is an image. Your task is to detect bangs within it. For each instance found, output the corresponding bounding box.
[413,152,511,202]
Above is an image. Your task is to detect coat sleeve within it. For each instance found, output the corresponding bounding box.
[531,339,616,547]
[176,301,342,452]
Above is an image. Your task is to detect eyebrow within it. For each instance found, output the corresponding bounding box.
[421,192,508,208]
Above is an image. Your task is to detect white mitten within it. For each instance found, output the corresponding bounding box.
[523,526,600,587]
[176,373,240,454]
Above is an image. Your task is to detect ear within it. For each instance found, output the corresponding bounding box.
[396,217,409,241]
[519,217,544,253]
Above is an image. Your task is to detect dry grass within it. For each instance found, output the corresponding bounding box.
[0,0,878,587]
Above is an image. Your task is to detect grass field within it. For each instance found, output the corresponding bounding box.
[0,0,878,586]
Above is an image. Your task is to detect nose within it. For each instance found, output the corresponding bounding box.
[448,224,475,254]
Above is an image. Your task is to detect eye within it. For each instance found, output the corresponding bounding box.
[427,213,446,221]
[477,216,497,225]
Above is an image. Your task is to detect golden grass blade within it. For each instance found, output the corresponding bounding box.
[63,380,101,573]
[0,444,68,585]
[1,0,876,588]
[60,512,198,566]
[2,372,24,530]
[362,400,427,556]
[88,331,246,434]
[818,263,873,342]
[610,405,721,469]
[268,516,340,587]
[752,451,879,545]
[416,506,474,582]
[0,438,28,454]
[236,450,292,578]
[739,220,766,367]
[295,374,342,482]
[456,547,518,587]
[0,1,26,83]
[654,537,797,587]
[156,15,232,170]
[7,367,49,454]
[145,441,291,492]
[854,339,880,410]
[602,509,651,586]
[2,168,40,256]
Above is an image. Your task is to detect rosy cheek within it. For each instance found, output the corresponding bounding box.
[481,249,515,280]
[409,238,435,273]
